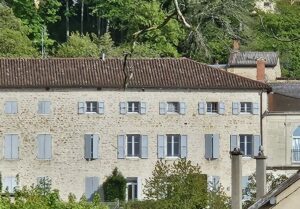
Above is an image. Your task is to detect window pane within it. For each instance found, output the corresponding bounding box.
[128,185,132,200]
[247,138,252,156]
[127,136,133,156]
[240,136,245,154]
[134,184,138,199]
[207,103,212,112]
[128,102,139,112]
[134,137,140,156]
[167,137,172,156]
[86,101,97,112]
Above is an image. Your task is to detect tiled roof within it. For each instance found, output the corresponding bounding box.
[269,82,300,99]
[0,58,271,90]
[228,51,278,67]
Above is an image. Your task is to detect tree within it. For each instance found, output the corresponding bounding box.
[143,159,230,209]
[56,32,99,57]
[103,168,127,202]
[243,172,288,208]
[0,3,38,57]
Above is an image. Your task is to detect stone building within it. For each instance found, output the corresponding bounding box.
[0,58,270,200]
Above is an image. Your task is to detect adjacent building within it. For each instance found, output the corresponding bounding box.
[0,58,270,200]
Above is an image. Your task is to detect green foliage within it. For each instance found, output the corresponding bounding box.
[56,32,99,57]
[103,168,127,202]
[0,4,38,57]
[142,159,230,209]
[243,172,288,208]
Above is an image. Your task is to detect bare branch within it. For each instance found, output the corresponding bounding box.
[173,0,192,28]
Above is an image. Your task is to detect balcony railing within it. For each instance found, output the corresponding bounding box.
[292,149,300,163]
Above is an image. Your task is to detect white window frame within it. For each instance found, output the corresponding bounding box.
[85,101,98,113]
[292,134,300,163]
[166,134,181,157]
[127,102,140,113]
[206,102,218,113]
[166,102,180,113]
[126,135,141,157]
[240,102,252,113]
[240,135,253,157]
[126,178,138,201]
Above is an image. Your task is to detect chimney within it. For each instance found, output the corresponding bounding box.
[233,39,240,52]
[231,148,243,209]
[254,146,267,199]
[256,58,266,81]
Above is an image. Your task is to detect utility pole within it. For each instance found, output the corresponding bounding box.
[231,148,242,209]
[41,25,46,59]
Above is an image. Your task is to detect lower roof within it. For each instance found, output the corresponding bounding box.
[0,58,271,91]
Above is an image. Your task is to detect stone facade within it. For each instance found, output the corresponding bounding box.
[0,88,267,200]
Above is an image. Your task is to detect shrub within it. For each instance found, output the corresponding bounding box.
[103,168,127,201]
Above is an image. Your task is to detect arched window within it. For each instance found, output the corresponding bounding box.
[292,127,300,162]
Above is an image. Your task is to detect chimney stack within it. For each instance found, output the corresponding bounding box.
[233,39,240,52]
[231,148,243,209]
[255,146,267,199]
[256,58,266,81]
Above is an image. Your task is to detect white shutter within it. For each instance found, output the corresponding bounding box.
[179,102,186,115]
[137,177,143,200]
[232,102,240,115]
[98,102,105,114]
[198,101,206,114]
[120,102,127,114]
[159,102,167,115]
[218,102,225,115]
[140,102,147,114]
[78,102,86,114]
[252,102,259,115]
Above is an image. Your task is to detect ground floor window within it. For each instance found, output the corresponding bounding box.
[127,177,138,201]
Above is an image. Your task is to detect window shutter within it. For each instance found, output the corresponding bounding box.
[205,134,213,159]
[141,135,148,159]
[180,135,188,158]
[44,135,52,160]
[98,102,104,114]
[11,135,19,159]
[137,177,142,200]
[252,102,259,115]
[179,102,186,115]
[159,102,167,115]
[11,102,18,114]
[212,134,220,159]
[3,177,17,193]
[157,135,165,158]
[92,135,99,159]
[232,102,240,115]
[198,101,206,115]
[37,135,45,159]
[218,102,225,115]
[84,134,92,160]
[85,177,99,201]
[252,135,261,157]
[78,102,86,114]
[4,135,12,159]
[120,102,127,114]
[117,135,125,159]
[230,135,238,151]
[140,102,147,114]
[4,102,11,114]
[44,101,51,114]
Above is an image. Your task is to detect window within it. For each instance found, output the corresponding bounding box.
[127,177,138,201]
[160,102,186,115]
[167,102,180,113]
[37,176,51,191]
[167,134,180,157]
[37,134,52,160]
[207,176,220,191]
[240,102,252,113]
[240,135,253,156]
[85,177,99,201]
[207,102,218,113]
[4,101,18,114]
[2,176,17,193]
[4,134,19,160]
[205,134,220,159]
[292,127,300,163]
[38,101,51,114]
[128,102,140,113]
[84,134,99,160]
[127,135,141,157]
[86,101,98,113]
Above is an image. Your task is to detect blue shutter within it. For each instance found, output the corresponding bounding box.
[232,102,240,115]
[179,102,186,115]
[78,102,86,114]
[159,102,167,115]
[38,101,43,114]
[212,134,220,159]
[4,102,11,114]
[230,135,238,151]
[120,102,127,114]
[4,135,12,159]
[84,134,92,160]
[157,135,165,158]
[98,102,104,114]
[252,102,259,115]
[44,101,51,114]
[44,135,52,160]
[252,135,261,157]
[180,135,187,158]
[198,102,206,114]
[3,177,17,193]
[141,135,148,159]
[140,102,147,114]
[205,134,213,159]
[37,135,45,159]
[92,134,99,159]
[218,102,225,115]
[11,135,19,159]
[117,135,125,159]
[11,102,18,114]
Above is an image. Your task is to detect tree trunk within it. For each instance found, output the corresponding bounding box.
[81,0,84,36]
[66,0,69,39]
[106,19,110,33]
[97,16,101,37]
